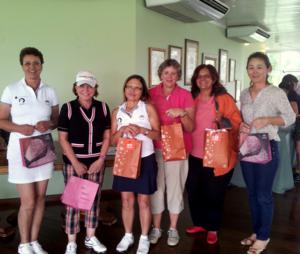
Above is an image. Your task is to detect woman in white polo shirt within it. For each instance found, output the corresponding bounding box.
[111,75,160,254]
[0,47,59,254]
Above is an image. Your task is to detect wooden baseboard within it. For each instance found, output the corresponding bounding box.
[0,189,120,210]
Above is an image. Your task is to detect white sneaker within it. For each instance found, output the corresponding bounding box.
[84,236,107,253]
[136,236,150,254]
[167,228,179,246]
[65,242,77,254]
[116,234,134,252]
[18,243,34,254]
[31,241,48,254]
[149,228,162,244]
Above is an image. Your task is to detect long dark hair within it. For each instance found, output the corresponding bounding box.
[123,74,150,102]
[279,74,298,93]
[247,52,272,85]
[191,64,227,99]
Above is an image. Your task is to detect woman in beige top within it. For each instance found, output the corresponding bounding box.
[239,52,295,254]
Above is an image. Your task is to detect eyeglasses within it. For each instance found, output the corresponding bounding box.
[125,86,142,91]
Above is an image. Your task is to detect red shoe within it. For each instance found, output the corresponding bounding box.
[186,226,207,234]
[207,231,218,244]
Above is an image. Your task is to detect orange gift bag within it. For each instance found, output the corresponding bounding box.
[161,123,187,161]
[113,138,142,179]
[203,129,229,169]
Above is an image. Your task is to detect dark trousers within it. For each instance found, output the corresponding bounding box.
[240,140,279,240]
[186,155,233,231]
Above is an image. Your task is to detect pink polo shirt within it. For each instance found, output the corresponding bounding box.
[191,96,216,158]
[149,83,194,153]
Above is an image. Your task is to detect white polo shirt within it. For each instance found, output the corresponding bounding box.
[1,78,58,183]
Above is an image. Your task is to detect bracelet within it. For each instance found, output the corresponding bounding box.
[180,111,187,117]
[99,154,106,160]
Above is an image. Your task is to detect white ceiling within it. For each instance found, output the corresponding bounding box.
[220,0,300,51]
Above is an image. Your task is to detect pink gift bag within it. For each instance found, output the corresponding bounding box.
[19,133,56,168]
[239,133,272,164]
[61,176,99,211]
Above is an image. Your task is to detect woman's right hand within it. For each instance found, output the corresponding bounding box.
[72,161,88,176]
[18,124,35,136]
[239,122,250,146]
[120,125,140,137]
[240,122,250,134]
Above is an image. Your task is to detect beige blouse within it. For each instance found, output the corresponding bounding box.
[240,85,296,141]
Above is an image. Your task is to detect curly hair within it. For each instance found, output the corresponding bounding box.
[191,64,227,99]
[157,59,182,81]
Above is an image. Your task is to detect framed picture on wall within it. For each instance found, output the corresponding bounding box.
[235,80,242,101]
[168,45,183,65]
[229,58,236,82]
[148,47,166,86]
[202,53,218,69]
[184,39,199,86]
[218,49,228,84]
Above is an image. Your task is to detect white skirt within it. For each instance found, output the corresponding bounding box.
[7,131,54,184]
[8,160,53,184]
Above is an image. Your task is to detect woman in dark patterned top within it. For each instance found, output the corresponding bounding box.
[58,71,111,254]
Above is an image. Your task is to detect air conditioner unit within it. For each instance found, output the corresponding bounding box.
[145,0,230,23]
[226,26,270,43]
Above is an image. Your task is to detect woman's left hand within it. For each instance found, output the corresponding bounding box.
[251,117,269,130]
[215,111,223,123]
[35,120,51,132]
[166,108,186,118]
[88,158,105,174]
[125,124,143,136]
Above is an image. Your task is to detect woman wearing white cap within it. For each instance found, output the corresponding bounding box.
[58,71,111,254]
[0,47,59,254]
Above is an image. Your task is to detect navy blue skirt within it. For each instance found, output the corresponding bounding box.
[112,153,158,195]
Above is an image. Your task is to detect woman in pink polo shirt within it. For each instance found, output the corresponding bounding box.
[149,59,194,246]
[185,64,241,244]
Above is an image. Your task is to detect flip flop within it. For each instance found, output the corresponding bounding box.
[247,239,270,254]
[241,234,257,246]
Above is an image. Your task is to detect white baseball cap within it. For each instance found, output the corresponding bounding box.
[75,71,97,87]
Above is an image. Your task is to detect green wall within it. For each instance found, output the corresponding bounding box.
[0,0,136,199]
[0,0,263,199]
[0,0,136,106]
